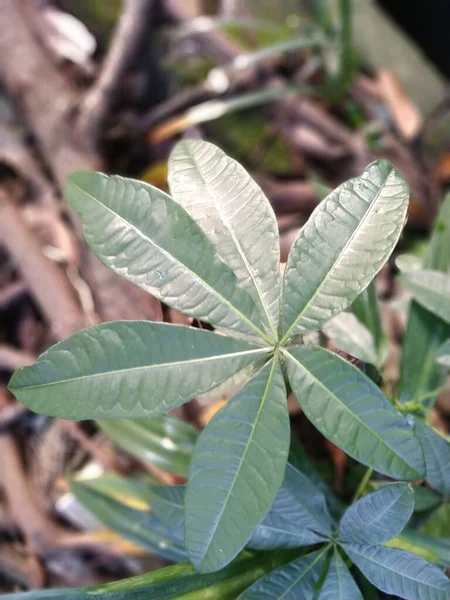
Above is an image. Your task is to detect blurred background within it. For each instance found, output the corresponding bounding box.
[0,0,449,594]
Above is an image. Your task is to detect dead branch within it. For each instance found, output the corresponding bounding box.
[78,0,155,143]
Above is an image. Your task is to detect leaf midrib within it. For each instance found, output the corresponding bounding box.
[284,348,419,478]
[11,348,267,391]
[70,180,269,341]
[279,548,329,599]
[182,145,278,339]
[281,167,394,342]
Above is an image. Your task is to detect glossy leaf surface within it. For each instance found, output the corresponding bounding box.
[185,359,290,572]
[282,161,409,339]
[318,548,363,599]
[169,140,280,338]
[66,171,267,340]
[345,543,450,600]
[285,346,425,479]
[9,322,265,419]
[339,483,414,545]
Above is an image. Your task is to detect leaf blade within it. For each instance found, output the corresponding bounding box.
[414,420,450,496]
[322,312,379,366]
[318,548,363,600]
[9,322,266,419]
[66,171,267,340]
[281,160,409,338]
[169,140,280,337]
[285,345,425,480]
[185,359,290,573]
[339,483,414,545]
[401,269,450,325]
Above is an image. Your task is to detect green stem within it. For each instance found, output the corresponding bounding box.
[351,467,373,504]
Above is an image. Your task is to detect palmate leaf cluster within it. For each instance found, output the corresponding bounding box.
[7,140,450,599]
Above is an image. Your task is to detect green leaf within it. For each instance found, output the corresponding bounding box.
[351,281,384,353]
[318,548,363,599]
[65,171,268,340]
[98,415,197,477]
[185,359,289,573]
[436,339,450,367]
[71,481,187,562]
[322,312,379,366]
[145,484,185,535]
[415,420,450,496]
[281,161,409,340]
[285,346,425,480]
[345,543,450,600]
[420,503,450,538]
[248,463,334,550]
[413,487,442,513]
[1,551,297,600]
[401,270,450,325]
[399,195,450,406]
[397,529,450,564]
[8,322,265,419]
[339,483,414,545]
[238,548,329,599]
[168,140,280,338]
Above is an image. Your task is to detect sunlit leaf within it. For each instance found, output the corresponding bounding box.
[322,312,379,365]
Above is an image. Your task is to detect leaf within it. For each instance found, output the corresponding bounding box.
[351,281,384,353]
[8,322,266,420]
[420,503,450,538]
[168,140,280,338]
[145,484,185,536]
[285,346,425,480]
[247,463,334,550]
[71,481,187,562]
[98,415,197,477]
[318,548,363,599]
[281,161,409,339]
[338,483,414,545]
[436,339,450,367]
[185,359,290,573]
[399,194,450,406]
[322,312,379,366]
[415,420,450,496]
[401,269,450,325]
[413,487,442,513]
[237,548,329,599]
[397,529,450,564]
[65,171,268,340]
[345,543,450,600]
[1,550,297,600]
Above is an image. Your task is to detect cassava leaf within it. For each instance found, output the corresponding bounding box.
[352,281,384,352]
[238,548,329,599]
[318,548,363,599]
[8,322,265,419]
[401,270,450,325]
[436,339,450,367]
[66,171,268,340]
[420,504,450,538]
[168,140,280,339]
[285,346,425,480]
[281,160,409,340]
[145,484,185,536]
[414,420,450,496]
[185,359,290,573]
[247,463,333,550]
[345,543,450,600]
[338,483,414,545]
[322,312,379,365]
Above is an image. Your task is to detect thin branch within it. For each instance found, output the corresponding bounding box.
[78,0,154,142]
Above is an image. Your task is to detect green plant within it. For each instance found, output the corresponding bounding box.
[8,140,450,599]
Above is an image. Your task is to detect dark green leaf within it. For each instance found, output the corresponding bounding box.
[145,484,185,536]
[352,281,384,353]
[168,140,280,339]
[285,346,425,480]
[339,483,413,545]
[281,161,409,339]
[318,548,363,599]
[65,171,268,340]
[415,420,450,496]
[9,322,265,419]
[345,543,450,600]
[436,339,450,368]
[420,504,450,538]
[185,359,290,572]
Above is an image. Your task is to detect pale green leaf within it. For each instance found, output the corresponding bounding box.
[146,484,185,536]
[345,543,450,600]
[401,269,450,325]
[247,463,333,550]
[436,339,450,367]
[318,548,363,599]
[66,171,268,340]
[413,487,442,513]
[339,483,414,545]
[281,161,409,339]
[238,548,329,599]
[8,322,266,419]
[169,140,280,338]
[185,359,290,573]
[322,312,379,365]
[285,346,425,480]
[414,420,450,496]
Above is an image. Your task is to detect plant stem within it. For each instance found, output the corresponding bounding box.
[351,467,373,504]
